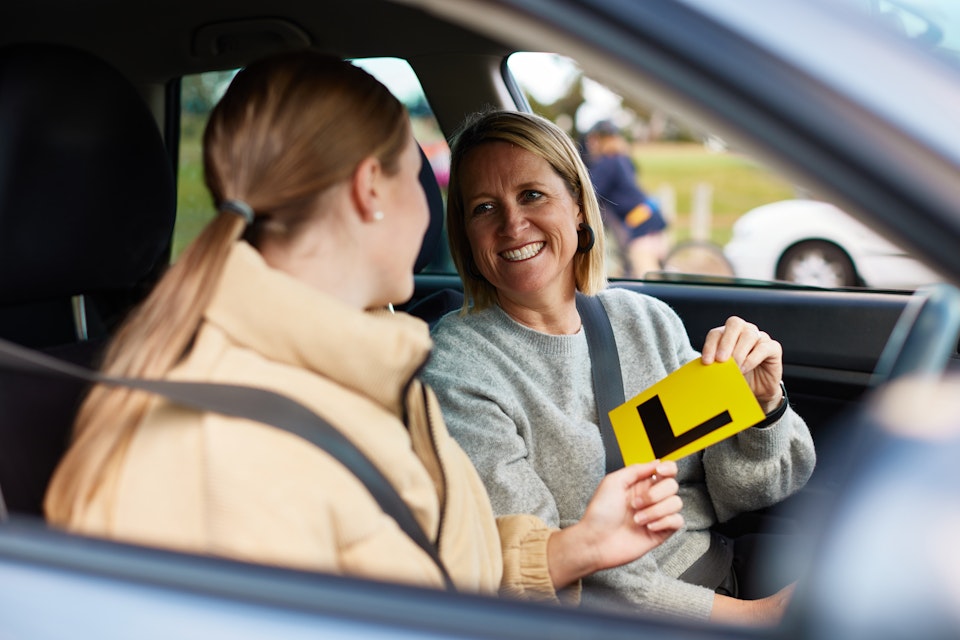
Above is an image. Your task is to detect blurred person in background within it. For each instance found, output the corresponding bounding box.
[583,119,668,278]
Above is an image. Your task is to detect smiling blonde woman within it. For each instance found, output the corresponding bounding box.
[425,110,815,625]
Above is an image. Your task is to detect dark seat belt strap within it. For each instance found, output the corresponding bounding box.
[0,337,455,591]
[575,292,626,473]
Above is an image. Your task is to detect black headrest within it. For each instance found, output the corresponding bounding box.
[0,43,176,304]
[414,143,445,274]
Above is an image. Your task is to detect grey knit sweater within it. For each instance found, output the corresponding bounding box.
[423,287,816,620]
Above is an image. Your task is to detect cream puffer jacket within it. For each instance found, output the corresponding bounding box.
[65,242,562,600]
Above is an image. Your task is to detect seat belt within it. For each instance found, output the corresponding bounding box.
[0,337,455,591]
[575,293,625,473]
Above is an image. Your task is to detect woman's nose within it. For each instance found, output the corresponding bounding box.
[498,204,528,236]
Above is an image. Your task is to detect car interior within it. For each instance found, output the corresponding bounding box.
[2,0,960,636]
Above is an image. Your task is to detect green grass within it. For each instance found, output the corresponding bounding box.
[634,143,797,246]
[173,113,215,259]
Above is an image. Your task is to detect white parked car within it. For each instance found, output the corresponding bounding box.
[724,199,943,289]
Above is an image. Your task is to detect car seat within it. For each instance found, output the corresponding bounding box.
[413,144,446,276]
[0,43,176,516]
[404,148,464,326]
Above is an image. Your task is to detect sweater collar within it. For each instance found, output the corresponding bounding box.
[203,242,433,416]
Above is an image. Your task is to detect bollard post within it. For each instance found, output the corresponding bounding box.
[691,182,713,243]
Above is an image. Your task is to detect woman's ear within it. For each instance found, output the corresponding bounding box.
[351,155,384,223]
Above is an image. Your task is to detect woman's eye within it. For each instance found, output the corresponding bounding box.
[471,202,494,216]
[522,190,544,202]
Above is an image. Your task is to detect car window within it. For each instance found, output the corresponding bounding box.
[506,51,944,292]
[352,58,454,274]
[858,0,960,67]
[175,57,453,271]
[176,69,236,258]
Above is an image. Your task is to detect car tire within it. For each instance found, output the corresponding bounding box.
[776,240,857,287]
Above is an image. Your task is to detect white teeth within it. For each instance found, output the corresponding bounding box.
[501,242,545,261]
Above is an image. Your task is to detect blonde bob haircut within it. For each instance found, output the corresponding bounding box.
[446,110,607,313]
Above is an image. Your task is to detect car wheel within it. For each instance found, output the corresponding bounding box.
[776,240,857,287]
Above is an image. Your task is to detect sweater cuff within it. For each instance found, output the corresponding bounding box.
[496,515,581,605]
[752,381,788,429]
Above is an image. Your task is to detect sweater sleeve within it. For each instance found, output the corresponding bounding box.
[582,555,717,621]
[496,514,581,604]
[702,402,817,522]
[424,322,564,527]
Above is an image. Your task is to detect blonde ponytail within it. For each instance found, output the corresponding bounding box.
[44,213,246,523]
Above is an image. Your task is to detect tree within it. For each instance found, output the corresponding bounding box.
[181,70,237,115]
[524,72,585,139]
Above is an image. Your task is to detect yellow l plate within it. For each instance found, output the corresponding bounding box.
[609,358,766,464]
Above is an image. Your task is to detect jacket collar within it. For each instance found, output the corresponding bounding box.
[203,242,433,417]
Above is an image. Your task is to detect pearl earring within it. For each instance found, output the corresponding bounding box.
[373,210,385,221]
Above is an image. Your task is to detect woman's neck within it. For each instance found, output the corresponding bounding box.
[497,290,582,335]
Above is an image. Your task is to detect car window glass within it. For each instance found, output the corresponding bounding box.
[506,51,943,292]
[176,69,237,258]
[831,0,960,69]
[351,58,454,274]
[175,57,453,272]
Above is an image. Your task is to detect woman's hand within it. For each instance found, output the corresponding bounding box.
[711,582,796,627]
[701,316,783,412]
[546,460,683,589]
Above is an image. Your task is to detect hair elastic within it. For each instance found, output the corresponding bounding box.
[219,199,255,226]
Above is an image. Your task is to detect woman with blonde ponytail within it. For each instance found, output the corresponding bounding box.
[44,51,683,600]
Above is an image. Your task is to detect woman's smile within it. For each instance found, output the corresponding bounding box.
[500,241,546,262]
